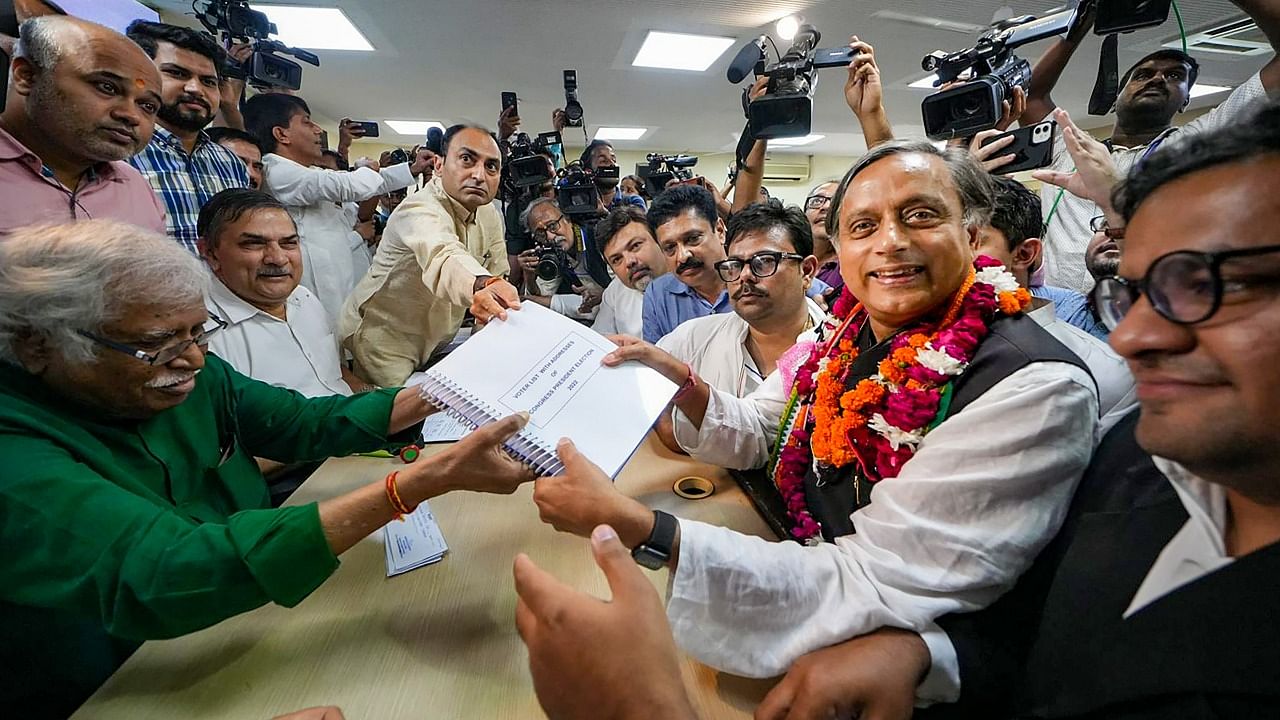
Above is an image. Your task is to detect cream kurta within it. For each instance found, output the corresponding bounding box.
[340,177,508,386]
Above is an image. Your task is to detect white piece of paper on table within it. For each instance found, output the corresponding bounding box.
[384,502,449,577]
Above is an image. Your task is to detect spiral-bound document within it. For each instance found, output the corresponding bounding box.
[417,303,678,477]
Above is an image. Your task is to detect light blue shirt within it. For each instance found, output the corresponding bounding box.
[1032,284,1109,340]
[641,274,831,344]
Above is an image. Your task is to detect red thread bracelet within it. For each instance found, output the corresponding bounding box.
[385,471,416,520]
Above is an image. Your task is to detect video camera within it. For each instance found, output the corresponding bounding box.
[556,161,618,223]
[644,153,698,197]
[920,1,1174,139]
[194,0,319,91]
[726,25,858,140]
[505,131,563,189]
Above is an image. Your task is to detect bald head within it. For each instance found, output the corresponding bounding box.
[4,16,161,167]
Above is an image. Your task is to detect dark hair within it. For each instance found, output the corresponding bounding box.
[647,184,718,235]
[205,126,262,152]
[243,93,311,154]
[126,20,225,73]
[988,176,1042,250]
[827,140,994,242]
[724,199,813,257]
[197,188,290,250]
[442,123,496,158]
[621,174,648,199]
[595,206,651,256]
[1120,49,1199,91]
[321,149,349,171]
[580,139,613,167]
[1114,100,1280,222]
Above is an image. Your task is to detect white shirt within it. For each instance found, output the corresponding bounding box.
[1040,73,1276,294]
[1028,301,1137,435]
[592,278,644,337]
[206,277,351,398]
[918,458,1238,705]
[657,299,826,397]
[666,359,1098,678]
[262,154,414,327]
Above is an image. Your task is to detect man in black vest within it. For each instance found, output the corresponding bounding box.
[528,141,1102,680]
[742,101,1280,720]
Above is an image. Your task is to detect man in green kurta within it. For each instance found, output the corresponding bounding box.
[0,220,535,717]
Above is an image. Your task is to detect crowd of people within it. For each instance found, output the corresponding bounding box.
[1,1,1279,718]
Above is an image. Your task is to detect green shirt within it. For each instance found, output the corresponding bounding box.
[0,354,406,715]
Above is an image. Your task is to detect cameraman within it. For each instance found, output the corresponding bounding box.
[581,140,645,212]
[518,197,609,320]
[1016,0,1280,293]
[502,150,558,298]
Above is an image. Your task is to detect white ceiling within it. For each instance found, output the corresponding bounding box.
[147,0,1266,156]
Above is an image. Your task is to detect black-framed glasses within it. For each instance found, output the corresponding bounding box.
[1090,215,1126,239]
[534,214,567,237]
[804,194,831,211]
[78,314,228,366]
[714,252,806,283]
[1091,245,1280,331]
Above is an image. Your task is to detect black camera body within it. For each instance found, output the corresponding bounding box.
[742,26,857,140]
[563,70,585,128]
[535,242,572,283]
[1095,0,1173,35]
[920,8,1081,139]
[505,131,562,189]
[556,161,617,223]
[194,0,319,91]
[644,153,698,196]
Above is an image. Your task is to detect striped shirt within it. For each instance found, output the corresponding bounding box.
[129,126,250,254]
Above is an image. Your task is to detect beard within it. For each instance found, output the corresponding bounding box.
[29,77,137,161]
[158,99,215,133]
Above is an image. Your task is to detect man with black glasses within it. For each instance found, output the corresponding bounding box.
[804,181,842,298]
[657,200,825,397]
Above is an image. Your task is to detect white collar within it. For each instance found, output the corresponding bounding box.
[207,274,300,325]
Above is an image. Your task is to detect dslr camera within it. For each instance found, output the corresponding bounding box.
[194,0,319,91]
[727,25,859,140]
[556,161,618,223]
[644,153,699,197]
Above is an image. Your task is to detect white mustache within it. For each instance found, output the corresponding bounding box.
[146,369,200,388]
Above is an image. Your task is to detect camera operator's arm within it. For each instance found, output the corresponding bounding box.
[1021,1,1095,126]
[267,159,415,206]
[1234,0,1280,90]
[499,106,521,142]
[212,43,252,131]
[731,78,770,214]
[845,37,894,148]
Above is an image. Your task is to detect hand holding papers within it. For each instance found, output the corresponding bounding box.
[418,304,677,477]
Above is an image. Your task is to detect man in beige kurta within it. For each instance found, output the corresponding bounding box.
[340,126,519,386]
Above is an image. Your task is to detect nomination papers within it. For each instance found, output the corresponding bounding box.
[384,502,449,577]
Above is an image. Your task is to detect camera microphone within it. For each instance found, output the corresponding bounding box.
[424,126,444,155]
[726,35,767,84]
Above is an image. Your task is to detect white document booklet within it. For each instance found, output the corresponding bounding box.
[417,303,678,477]
[384,502,448,577]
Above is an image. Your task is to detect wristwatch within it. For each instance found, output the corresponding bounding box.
[632,510,677,570]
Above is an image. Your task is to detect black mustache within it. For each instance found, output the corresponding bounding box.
[176,95,211,110]
[676,258,704,274]
[733,286,767,300]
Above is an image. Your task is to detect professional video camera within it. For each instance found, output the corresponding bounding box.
[505,131,563,189]
[194,0,320,91]
[725,25,858,141]
[644,153,698,197]
[556,161,618,223]
[919,1,1174,139]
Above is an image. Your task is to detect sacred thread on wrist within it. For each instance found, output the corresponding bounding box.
[385,471,416,520]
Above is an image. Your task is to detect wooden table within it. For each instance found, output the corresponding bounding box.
[73,435,778,719]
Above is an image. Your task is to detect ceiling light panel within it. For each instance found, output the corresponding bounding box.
[385,120,444,136]
[632,31,736,72]
[249,5,374,51]
[594,127,648,140]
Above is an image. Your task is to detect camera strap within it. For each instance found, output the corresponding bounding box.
[1088,33,1120,115]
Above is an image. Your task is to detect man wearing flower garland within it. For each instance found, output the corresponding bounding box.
[532,140,1099,679]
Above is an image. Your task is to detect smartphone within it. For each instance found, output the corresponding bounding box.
[501,91,518,117]
[349,120,380,138]
[980,120,1055,174]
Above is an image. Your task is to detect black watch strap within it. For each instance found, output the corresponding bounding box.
[631,510,677,570]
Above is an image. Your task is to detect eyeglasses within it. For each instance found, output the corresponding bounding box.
[78,314,228,366]
[1090,215,1126,239]
[534,214,568,237]
[714,251,806,283]
[1091,245,1280,331]
[804,194,832,211]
